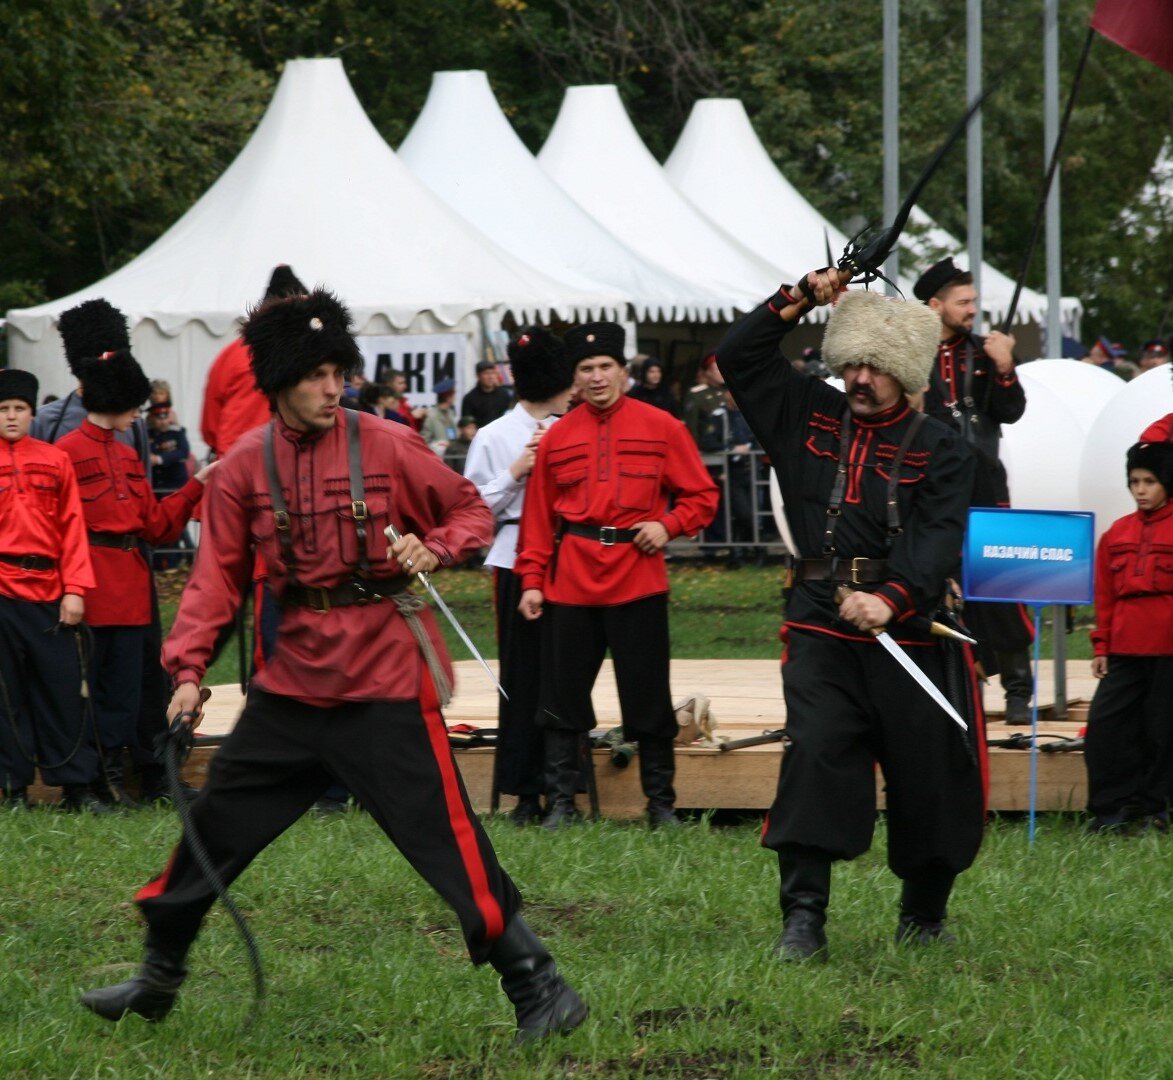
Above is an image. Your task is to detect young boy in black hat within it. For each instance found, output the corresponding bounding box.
[57,350,211,806]
[0,369,104,810]
[1084,441,1173,834]
[80,288,587,1045]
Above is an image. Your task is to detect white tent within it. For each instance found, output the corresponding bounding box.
[537,86,785,319]
[398,71,730,324]
[5,58,622,449]
[664,98,1082,335]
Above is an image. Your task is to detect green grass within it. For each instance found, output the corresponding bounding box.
[0,811,1168,1077]
[158,563,1096,679]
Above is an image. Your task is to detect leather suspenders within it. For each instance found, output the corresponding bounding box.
[263,412,372,589]
[821,405,927,556]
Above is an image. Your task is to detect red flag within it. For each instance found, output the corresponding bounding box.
[1091,0,1173,74]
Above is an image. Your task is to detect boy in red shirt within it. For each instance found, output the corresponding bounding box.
[57,350,213,806]
[1085,441,1173,833]
[0,369,104,810]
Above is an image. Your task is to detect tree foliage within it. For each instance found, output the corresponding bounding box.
[0,0,1169,346]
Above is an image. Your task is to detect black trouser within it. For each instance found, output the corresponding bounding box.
[493,569,547,797]
[133,593,172,768]
[0,596,98,788]
[1084,655,1173,817]
[543,594,676,739]
[763,630,985,879]
[136,682,522,964]
[90,626,146,753]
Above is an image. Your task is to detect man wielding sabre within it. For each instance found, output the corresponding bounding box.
[717,269,987,961]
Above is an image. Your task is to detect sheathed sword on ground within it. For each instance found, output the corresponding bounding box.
[385,523,508,699]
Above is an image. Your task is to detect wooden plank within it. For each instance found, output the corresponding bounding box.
[23,658,1094,813]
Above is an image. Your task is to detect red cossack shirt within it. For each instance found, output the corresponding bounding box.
[0,435,95,602]
[57,420,203,625]
[515,395,718,605]
[1090,502,1173,656]
[200,336,272,458]
[163,409,493,705]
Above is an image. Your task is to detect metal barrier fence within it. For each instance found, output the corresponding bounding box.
[149,445,793,565]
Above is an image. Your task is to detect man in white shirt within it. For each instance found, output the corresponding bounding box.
[464,328,574,824]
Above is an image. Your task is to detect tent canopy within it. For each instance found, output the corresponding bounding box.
[6,58,622,350]
[538,86,785,319]
[398,71,731,323]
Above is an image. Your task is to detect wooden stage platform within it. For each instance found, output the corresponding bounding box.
[26,659,1093,815]
[182,658,1093,819]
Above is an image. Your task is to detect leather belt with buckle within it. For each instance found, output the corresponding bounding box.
[0,552,56,571]
[283,576,409,613]
[791,556,888,585]
[562,522,640,546]
[87,532,141,551]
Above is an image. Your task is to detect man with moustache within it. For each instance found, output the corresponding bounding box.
[81,289,586,1045]
[717,270,984,961]
[514,321,718,828]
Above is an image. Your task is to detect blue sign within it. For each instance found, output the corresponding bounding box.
[963,508,1095,605]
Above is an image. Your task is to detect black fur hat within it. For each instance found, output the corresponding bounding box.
[263,264,308,302]
[0,368,38,412]
[1126,441,1173,493]
[242,288,363,396]
[507,326,572,403]
[565,321,626,367]
[77,350,152,415]
[57,299,131,377]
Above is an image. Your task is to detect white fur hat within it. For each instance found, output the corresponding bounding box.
[821,291,941,394]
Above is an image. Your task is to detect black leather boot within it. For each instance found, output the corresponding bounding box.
[487,916,588,1045]
[997,649,1033,725]
[509,795,545,826]
[60,785,115,814]
[2,786,30,809]
[137,761,198,805]
[541,731,583,829]
[895,871,958,945]
[95,755,142,810]
[638,737,678,828]
[80,946,187,1022]
[774,845,831,962]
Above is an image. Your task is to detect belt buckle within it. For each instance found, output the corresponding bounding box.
[350,578,373,605]
[599,526,618,546]
[122,535,137,551]
[308,586,331,614]
[20,555,39,571]
[850,557,867,585]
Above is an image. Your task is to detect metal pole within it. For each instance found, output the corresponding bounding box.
[967,0,983,334]
[1052,604,1068,719]
[1043,0,1062,355]
[883,0,900,294]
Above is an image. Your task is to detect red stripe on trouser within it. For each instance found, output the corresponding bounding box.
[965,644,990,812]
[417,665,506,940]
[760,646,790,846]
[135,847,179,904]
[1016,603,1036,641]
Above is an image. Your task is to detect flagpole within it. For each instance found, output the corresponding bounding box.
[967,0,983,333]
[1000,23,1096,334]
[883,0,900,295]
